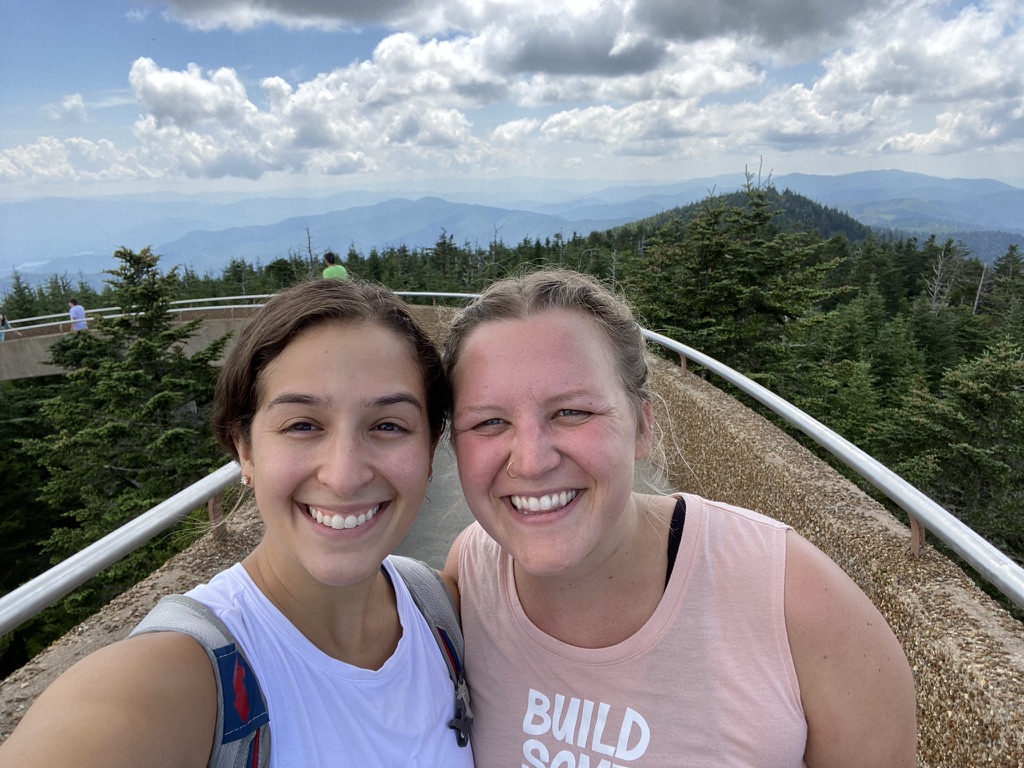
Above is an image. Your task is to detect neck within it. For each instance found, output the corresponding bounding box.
[242,547,401,670]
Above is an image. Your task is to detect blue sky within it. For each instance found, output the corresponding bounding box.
[1,0,1021,200]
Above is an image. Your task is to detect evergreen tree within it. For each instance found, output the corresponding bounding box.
[624,179,839,373]
[869,313,928,410]
[985,244,1024,344]
[23,246,231,628]
[879,341,1024,561]
[2,271,39,318]
[0,377,62,673]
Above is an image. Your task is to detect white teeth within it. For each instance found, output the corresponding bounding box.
[308,504,380,529]
[510,490,578,513]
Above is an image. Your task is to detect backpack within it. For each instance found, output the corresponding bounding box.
[128,555,472,768]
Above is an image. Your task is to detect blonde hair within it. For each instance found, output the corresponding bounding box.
[443,269,653,441]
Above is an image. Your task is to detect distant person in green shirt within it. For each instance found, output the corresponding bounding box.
[322,251,350,280]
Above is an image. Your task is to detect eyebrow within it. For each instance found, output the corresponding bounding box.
[266,391,424,412]
[455,388,601,414]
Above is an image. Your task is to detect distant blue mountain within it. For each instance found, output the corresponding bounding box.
[772,170,1024,234]
[1,170,1020,292]
[152,196,641,275]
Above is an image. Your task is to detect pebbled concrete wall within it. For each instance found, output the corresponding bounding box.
[649,356,1024,767]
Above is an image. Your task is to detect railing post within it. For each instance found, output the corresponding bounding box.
[910,515,926,557]
[208,493,225,542]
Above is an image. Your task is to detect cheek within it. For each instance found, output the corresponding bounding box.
[453,436,500,494]
[389,436,435,481]
[247,435,311,484]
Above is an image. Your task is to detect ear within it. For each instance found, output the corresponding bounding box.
[234,437,255,483]
[634,399,655,461]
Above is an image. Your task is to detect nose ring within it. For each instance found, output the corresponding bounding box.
[506,459,520,480]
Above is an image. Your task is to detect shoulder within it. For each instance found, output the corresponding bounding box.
[784,531,916,767]
[444,523,498,590]
[0,632,217,767]
[443,525,471,588]
[438,568,461,611]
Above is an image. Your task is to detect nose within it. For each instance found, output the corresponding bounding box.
[317,431,375,494]
[508,420,561,479]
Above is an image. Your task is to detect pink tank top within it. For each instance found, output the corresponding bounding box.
[458,493,807,767]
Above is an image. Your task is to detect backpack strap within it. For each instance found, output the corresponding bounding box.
[389,555,474,748]
[129,595,271,768]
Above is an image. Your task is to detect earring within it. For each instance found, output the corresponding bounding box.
[428,473,433,483]
[506,459,520,480]
[240,474,250,487]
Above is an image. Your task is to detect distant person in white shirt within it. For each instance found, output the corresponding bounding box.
[68,298,87,331]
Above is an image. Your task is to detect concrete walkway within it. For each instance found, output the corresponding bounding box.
[394,441,475,568]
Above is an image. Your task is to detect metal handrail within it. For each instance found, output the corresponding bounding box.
[0,463,241,637]
[169,295,273,307]
[5,307,121,326]
[2,295,1022,640]
[643,329,1024,610]
[3,293,474,334]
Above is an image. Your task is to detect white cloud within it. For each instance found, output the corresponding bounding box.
[44,93,88,123]
[129,58,257,129]
[2,0,1022,188]
[160,0,424,31]
[490,118,541,144]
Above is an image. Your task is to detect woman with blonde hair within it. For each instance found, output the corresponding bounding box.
[443,268,915,767]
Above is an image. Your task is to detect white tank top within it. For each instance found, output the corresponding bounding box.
[188,560,474,767]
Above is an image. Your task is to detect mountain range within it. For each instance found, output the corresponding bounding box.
[1,170,1021,292]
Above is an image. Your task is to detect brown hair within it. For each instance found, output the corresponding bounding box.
[213,279,448,459]
[443,269,652,435]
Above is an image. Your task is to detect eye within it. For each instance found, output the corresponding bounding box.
[456,416,507,436]
[373,421,409,435]
[556,408,589,419]
[284,420,319,433]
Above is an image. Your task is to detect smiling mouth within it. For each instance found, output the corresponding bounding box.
[509,490,579,513]
[306,504,381,529]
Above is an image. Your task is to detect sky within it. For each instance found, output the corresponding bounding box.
[1,0,1022,201]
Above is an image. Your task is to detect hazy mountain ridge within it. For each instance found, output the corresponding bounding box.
[151,197,640,272]
[1,170,1020,292]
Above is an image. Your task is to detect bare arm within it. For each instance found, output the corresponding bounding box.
[438,567,461,613]
[442,527,473,613]
[0,632,218,768]
[785,530,917,767]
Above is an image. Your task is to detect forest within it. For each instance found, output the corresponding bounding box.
[1,179,1022,675]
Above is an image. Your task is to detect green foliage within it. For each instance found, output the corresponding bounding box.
[876,342,1024,558]
[20,247,229,634]
[982,244,1024,344]
[2,272,39,318]
[623,178,841,373]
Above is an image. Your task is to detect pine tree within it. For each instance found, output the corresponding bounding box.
[1,271,39,318]
[623,178,840,374]
[879,341,1024,561]
[985,244,1024,344]
[23,246,231,626]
